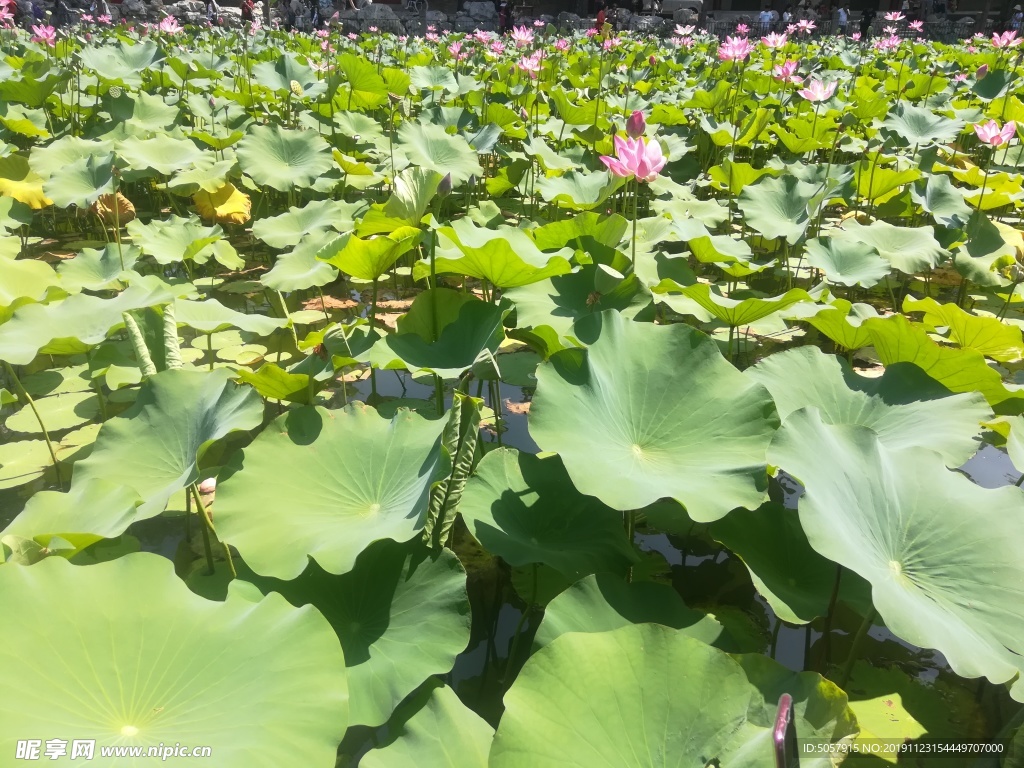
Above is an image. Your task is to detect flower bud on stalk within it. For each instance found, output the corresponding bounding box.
[626,110,646,139]
[438,173,452,198]
[977,63,989,79]
[649,54,657,67]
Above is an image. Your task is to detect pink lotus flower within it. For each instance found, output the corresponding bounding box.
[473,29,491,43]
[425,32,439,42]
[158,15,182,33]
[772,59,802,83]
[883,25,898,34]
[448,41,463,58]
[600,135,666,183]
[626,110,646,139]
[992,30,1021,48]
[909,19,923,31]
[511,25,534,47]
[954,73,968,82]
[761,32,788,48]
[533,19,543,27]
[518,52,542,77]
[603,36,621,50]
[851,32,861,40]
[677,36,694,48]
[585,27,599,37]
[31,23,56,46]
[975,119,1017,147]
[675,24,695,36]
[718,35,755,61]
[967,44,978,53]
[796,19,816,34]
[786,23,798,34]
[489,40,505,55]
[369,25,378,32]
[80,12,94,21]
[797,78,837,102]
[736,23,749,33]
[884,11,905,20]
[554,37,569,51]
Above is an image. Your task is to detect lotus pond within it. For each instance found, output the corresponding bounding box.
[3,16,1024,767]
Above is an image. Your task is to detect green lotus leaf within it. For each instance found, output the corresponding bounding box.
[105,89,180,135]
[236,125,334,191]
[5,390,100,435]
[370,298,508,380]
[43,152,114,209]
[738,175,820,244]
[216,404,449,580]
[0,195,32,233]
[803,236,891,288]
[835,220,947,274]
[253,199,364,249]
[748,346,989,466]
[0,254,61,322]
[252,539,469,728]
[79,41,164,86]
[0,439,53,490]
[115,134,205,177]
[0,284,174,365]
[74,368,263,519]
[396,121,483,184]
[175,298,288,336]
[420,218,573,289]
[460,448,637,578]
[362,682,492,768]
[863,314,1014,406]
[1,478,140,540]
[490,624,853,768]
[880,103,965,146]
[664,283,814,327]
[317,226,423,282]
[57,243,141,292]
[536,169,626,212]
[802,298,878,350]
[534,572,727,649]
[260,234,339,293]
[409,65,460,94]
[903,295,1024,362]
[770,409,1024,702]
[356,168,443,236]
[333,53,389,109]
[530,311,778,520]
[912,173,971,229]
[0,553,347,766]
[126,214,224,265]
[166,155,237,195]
[855,164,921,204]
[506,268,652,343]
[253,53,326,97]
[236,362,311,403]
[394,287,476,343]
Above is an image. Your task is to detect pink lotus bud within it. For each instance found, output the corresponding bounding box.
[625,110,646,140]
[649,54,656,67]
[977,63,989,79]
[438,173,452,197]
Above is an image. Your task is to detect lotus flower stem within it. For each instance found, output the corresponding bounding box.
[190,483,236,579]
[503,562,537,685]
[837,607,876,687]
[2,361,63,491]
[818,564,843,671]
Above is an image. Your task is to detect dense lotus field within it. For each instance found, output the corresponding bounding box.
[4,13,1024,766]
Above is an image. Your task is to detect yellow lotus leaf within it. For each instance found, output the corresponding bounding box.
[0,154,52,209]
[193,183,251,225]
[90,192,136,226]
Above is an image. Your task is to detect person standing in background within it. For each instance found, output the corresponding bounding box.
[836,3,847,33]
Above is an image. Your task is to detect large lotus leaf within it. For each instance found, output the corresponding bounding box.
[0,439,53,490]
[175,298,287,336]
[912,173,971,229]
[803,299,878,350]
[356,168,443,236]
[0,284,174,365]
[863,314,1013,406]
[421,218,573,289]
[316,226,423,282]
[74,368,263,519]
[43,152,114,209]
[534,572,727,649]
[126,214,222,265]
[78,41,164,87]
[530,311,778,520]
[57,243,140,292]
[738,175,820,244]
[0,255,61,322]
[409,65,460,93]
[332,53,388,109]
[836,220,947,274]
[770,409,1024,702]
[236,125,334,191]
[748,346,989,466]
[252,199,366,249]
[396,121,483,184]
[903,295,1024,363]
[490,624,853,768]
[5,390,100,434]
[253,53,325,96]
[460,448,637,578]
[0,195,32,233]
[116,135,204,176]
[536,170,624,211]
[1,478,140,540]
[880,103,965,146]
[664,283,814,327]
[252,539,469,728]
[261,232,340,292]
[506,268,652,341]
[803,237,891,288]
[215,405,448,580]
[370,299,507,380]
[394,287,476,343]
[0,553,347,766]
[0,153,51,208]
[362,682,492,768]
